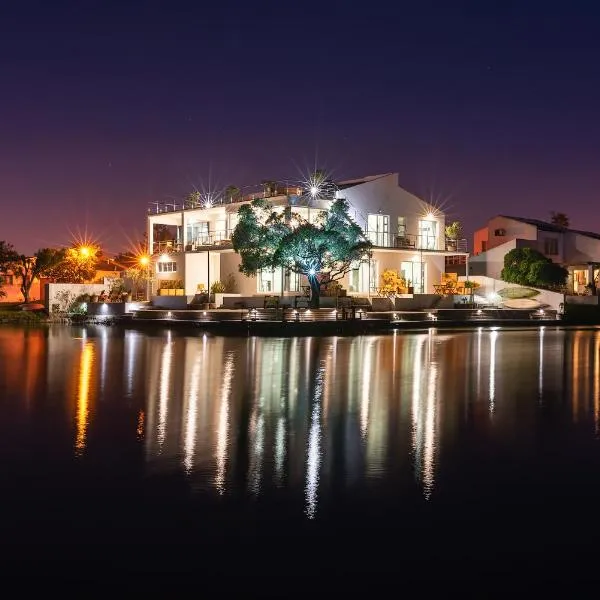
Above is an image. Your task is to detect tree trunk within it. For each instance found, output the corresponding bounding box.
[21,282,30,303]
[307,274,320,308]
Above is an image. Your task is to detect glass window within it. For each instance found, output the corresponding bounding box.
[258,269,275,293]
[418,220,438,250]
[157,262,177,273]
[284,270,299,292]
[401,261,425,293]
[397,216,406,237]
[187,222,209,246]
[367,214,390,247]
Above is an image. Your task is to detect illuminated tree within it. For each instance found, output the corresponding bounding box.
[380,269,406,297]
[501,247,567,289]
[45,245,99,284]
[232,197,372,306]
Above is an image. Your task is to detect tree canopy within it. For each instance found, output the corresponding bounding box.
[232,197,372,305]
[500,247,568,288]
[550,212,570,228]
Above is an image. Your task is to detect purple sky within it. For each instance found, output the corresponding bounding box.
[2,1,600,254]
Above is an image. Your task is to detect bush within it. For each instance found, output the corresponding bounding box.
[210,280,226,294]
[501,247,568,288]
[0,310,44,323]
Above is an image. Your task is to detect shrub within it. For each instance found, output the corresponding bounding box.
[210,281,226,294]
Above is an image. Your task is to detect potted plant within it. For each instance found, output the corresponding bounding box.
[445,221,463,251]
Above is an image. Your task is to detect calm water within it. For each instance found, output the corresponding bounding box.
[2,324,600,584]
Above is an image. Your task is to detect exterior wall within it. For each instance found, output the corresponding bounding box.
[485,216,538,251]
[220,253,256,296]
[465,275,564,311]
[473,227,489,255]
[0,276,41,303]
[44,283,106,313]
[337,173,445,250]
[154,252,185,291]
[184,252,207,295]
[564,231,600,264]
[468,239,520,279]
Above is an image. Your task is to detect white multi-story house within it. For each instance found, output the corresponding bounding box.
[146,173,467,300]
[471,215,600,293]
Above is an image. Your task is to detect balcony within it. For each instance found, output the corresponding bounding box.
[153,231,234,254]
[366,231,468,252]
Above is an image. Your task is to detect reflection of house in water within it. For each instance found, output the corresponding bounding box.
[565,330,600,428]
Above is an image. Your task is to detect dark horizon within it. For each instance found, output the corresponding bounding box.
[2,1,600,254]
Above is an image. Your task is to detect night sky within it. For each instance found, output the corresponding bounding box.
[2,1,600,254]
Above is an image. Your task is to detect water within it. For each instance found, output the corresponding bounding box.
[2,324,600,585]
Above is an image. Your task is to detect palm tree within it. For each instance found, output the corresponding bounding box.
[550,212,570,228]
[185,191,201,209]
[224,185,241,203]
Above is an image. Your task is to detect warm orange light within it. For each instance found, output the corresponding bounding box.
[139,255,150,266]
[79,246,91,258]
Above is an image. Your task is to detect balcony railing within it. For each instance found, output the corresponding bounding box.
[153,231,234,254]
[152,231,468,255]
[365,231,468,252]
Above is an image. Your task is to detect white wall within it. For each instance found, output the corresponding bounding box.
[45,283,106,313]
[465,275,564,310]
[220,253,256,295]
[469,239,519,279]
[337,173,445,250]
[564,231,600,264]
[485,216,538,251]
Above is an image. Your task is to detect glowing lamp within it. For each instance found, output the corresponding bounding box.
[79,246,91,258]
[309,268,316,276]
[160,253,169,262]
[310,185,319,197]
[139,255,150,266]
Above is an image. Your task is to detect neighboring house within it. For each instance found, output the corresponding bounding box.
[471,215,600,293]
[146,172,468,298]
[94,258,126,284]
[0,268,41,303]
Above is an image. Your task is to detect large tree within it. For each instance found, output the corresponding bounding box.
[11,248,66,303]
[0,241,18,299]
[500,247,568,289]
[232,197,372,306]
[44,246,98,284]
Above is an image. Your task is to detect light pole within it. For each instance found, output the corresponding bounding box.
[139,255,151,301]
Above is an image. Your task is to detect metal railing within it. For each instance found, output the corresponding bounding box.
[153,232,234,254]
[365,231,468,252]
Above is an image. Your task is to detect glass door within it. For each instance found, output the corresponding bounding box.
[418,220,437,249]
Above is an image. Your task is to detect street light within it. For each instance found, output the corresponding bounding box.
[138,255,151,300]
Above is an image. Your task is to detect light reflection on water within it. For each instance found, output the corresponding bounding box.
[5,325,600,521]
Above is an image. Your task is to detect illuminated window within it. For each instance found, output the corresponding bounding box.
[397,216,406,237]
[157,262,177,273]
[367,214,390,246]
[418,220,438,249]
[186,221,209,245]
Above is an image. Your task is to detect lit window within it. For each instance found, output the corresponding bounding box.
[157,261,177,273]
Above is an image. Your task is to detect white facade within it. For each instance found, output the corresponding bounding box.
[471,215,600,293]
[147,173,462,299]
